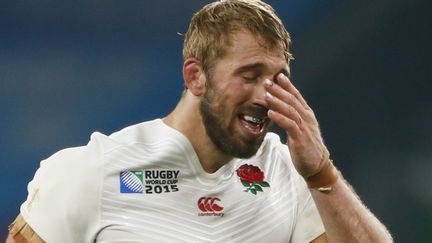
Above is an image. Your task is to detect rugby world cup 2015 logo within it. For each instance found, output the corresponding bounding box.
[120,171,144,193]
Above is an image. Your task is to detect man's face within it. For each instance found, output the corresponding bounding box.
[199,31,289,158]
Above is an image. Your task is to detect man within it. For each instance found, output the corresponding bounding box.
[8,0,393,242]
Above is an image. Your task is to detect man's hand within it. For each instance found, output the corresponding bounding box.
[264,73,393,242]
[264,73,328,179]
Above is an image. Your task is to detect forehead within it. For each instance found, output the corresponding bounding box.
[220,31,289,73]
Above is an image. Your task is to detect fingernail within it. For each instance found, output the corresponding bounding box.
[268,109,276,116]
[265,79,273,87]
[265,92,273,99]
[279,73,287,80]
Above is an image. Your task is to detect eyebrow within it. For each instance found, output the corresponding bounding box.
[234,62,291,78]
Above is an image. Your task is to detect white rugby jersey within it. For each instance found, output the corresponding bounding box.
[20,119,324,243]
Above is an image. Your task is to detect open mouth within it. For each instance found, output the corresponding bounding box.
[238,114,268,137]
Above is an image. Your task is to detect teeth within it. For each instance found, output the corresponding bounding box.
[243,115,264,124]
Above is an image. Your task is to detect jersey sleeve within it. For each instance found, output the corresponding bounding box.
[20,133,105,243]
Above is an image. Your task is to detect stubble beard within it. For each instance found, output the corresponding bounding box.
[199,85,266,159]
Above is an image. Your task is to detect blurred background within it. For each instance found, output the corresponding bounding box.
[1,0,430,241]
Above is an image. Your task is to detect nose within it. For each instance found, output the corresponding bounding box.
[252,79,270,110]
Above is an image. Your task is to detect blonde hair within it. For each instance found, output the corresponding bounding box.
[183,0,292,74]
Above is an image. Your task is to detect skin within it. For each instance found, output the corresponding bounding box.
[8,30,392,242]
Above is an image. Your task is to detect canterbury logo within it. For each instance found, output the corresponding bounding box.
[197,197,224,212]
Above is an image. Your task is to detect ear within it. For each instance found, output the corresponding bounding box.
[183,58,206,96]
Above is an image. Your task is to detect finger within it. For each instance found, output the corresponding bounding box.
[264,79,307,118]
[265,91,303,126]
[267,110,300,139]
[276,73,310,109]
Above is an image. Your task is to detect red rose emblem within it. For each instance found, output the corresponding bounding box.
[236,164,270,195]
[236,164,265,183]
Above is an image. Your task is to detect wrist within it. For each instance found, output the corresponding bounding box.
[306,150,340,190]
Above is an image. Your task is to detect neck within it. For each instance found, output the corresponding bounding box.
[163,91,233,173]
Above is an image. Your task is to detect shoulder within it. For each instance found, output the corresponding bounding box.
[19,132,114,242]
[18,119,164,242]
[22,119,169,200]
[105,118,193,160]
[257,132,292,163]
[256,132,307,195]
[252,132,299,187]
[109,118,180,145]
